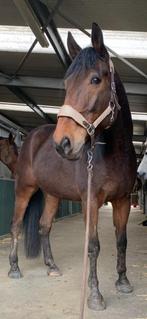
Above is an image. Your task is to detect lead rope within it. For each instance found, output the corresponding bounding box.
[79,142,94,319]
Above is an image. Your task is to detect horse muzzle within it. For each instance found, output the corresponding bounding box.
[55,137,72,157]
[55,136,84,160]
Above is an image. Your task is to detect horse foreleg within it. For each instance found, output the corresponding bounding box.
[82,199,106,311]
[39,194,61,276]
[8,187,34,278]
[112,197,133,293]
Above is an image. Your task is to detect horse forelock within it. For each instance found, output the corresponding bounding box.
[65,47,104,79]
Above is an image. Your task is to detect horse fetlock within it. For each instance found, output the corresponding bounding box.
[88,274,99,290]
[87,289,106,311]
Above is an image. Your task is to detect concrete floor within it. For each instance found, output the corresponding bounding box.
[0,205,146,319]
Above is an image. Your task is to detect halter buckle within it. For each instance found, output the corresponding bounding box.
[82,121,95,136]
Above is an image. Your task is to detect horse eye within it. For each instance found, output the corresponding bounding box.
[91,77,101,85]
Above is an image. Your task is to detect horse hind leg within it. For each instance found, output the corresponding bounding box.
[112,197,133,293]
[8,186,35,279]
[39,194,61,276]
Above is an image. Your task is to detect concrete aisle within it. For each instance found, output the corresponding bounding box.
[0,206,146,319]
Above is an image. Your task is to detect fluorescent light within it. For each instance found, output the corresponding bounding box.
[0,103,146,120]
[0,102,59,114]
[133,141,143,145]
[131,112,147,121]
[0,26,147,58]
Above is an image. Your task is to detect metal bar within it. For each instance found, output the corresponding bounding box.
[0,113,27,135]
[13,0,64,76]
[44,24,71,67]
[13,38,38,77]
[8,87,55,123]
[0,69,55,123]
[133,135,146,142]
[57,9,147,81]
[0,75,64,89]
[29,0,71,67]
[2,75,147,95]
[42,0,64,32]
[0,122,20,135]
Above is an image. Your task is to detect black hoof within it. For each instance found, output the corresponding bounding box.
[115,277,133,293]
[47,265,62,277]
[8,267,23,279]
[87,292,106,311]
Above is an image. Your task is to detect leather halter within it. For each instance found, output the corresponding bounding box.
[58,59,121,136]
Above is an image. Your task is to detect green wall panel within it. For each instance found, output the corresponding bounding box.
[0,179,15,236]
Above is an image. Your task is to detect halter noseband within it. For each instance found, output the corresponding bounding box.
[58,59,121,136]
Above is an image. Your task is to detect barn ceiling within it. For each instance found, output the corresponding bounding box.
[0,0,146,157]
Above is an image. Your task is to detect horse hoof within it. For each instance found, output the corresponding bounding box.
[87,292,106,311]
[115,278,133,293]
[47,266,62,277]
[8,268,23,279]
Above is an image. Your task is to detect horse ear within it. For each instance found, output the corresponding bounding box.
[8,133,14,144]
[67,31,81,60]
[92,23,108,58]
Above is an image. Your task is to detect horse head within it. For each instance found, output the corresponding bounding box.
[53,23,120,159]
[0,133,18,174]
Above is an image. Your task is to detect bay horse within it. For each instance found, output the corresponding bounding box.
[8,23,136,311]
[0,133,18,178]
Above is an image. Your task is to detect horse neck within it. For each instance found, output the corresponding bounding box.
[114,72,133,142]
[95,94,133,151]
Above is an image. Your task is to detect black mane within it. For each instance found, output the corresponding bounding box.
[65,47,103,79]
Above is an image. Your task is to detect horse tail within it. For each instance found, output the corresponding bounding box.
[23,189,44,258]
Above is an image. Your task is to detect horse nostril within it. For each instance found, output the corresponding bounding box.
[61,137,71,155]
[55,137,72,156]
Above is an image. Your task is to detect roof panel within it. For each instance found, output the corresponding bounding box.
[45,0,147,31]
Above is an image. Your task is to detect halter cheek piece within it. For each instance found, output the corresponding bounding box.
[58,59,121,136]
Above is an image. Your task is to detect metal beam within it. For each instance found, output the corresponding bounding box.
[133,135,146,142]
[124,83,147,95]
[0,74,64,89]
[1,75,147,96]
[0,113,27,134]
[13,0,64,77]
[0,69,55,123]
[13,0,49,47]
[8,86,55,123]
[29,0,71,68]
